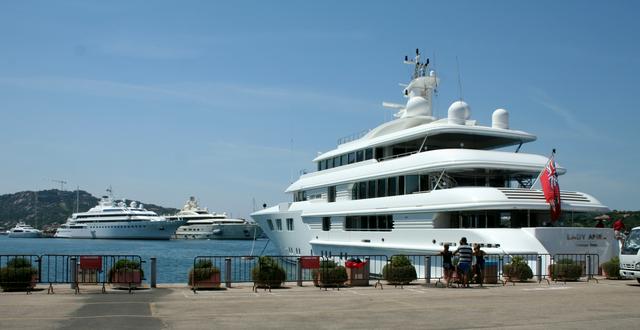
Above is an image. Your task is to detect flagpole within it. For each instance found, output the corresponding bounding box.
[530,149,556,189]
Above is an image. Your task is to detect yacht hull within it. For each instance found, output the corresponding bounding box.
[175,223,263,240]
[54,220,184,240]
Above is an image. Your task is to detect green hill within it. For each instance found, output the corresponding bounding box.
[0,189,179,231]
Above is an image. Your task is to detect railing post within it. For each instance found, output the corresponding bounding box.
[225,258,232,288]
[586,255,592,279]
[424,256,431,286]
[37,256,42,284]
[70,257,77,290]
[150,257,157,288]
[297,258,303,287]
[536,255,542,282]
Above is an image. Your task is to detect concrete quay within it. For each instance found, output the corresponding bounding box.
[1,279,639,329]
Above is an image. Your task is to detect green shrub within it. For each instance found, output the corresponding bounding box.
[316,264,348,287]
[549,259,582,281]
[188,259,221,285]
[251,256,286,288]
[108,259,143,282]
[602,257,621,279]
[0,257,38,291]
[383,255,417,285]
[503,256,533,281]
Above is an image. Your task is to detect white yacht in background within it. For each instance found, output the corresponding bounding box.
[8,222,43,238]
[170,197,263,240]
[55,194,185,240]
[251,49,617,263]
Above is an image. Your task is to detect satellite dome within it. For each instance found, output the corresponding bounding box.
[492,108,509,129]
[448,101,470,125]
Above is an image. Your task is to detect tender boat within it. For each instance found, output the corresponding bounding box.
[171,197,263,240]
[8,222,43,238]
[251,49,617,264]
[54,193,185,240]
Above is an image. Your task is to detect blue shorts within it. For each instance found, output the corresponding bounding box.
[458,262,471,273]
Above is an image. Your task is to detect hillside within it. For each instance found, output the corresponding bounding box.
[0,189,179,230]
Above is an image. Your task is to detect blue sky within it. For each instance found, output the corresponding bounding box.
[1,1,638,217]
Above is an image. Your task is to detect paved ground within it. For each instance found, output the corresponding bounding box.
[1,279,640,329]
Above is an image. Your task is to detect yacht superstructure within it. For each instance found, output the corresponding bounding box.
[251,49,616,262]
[171,197,262,240]
[55,194,185,240]
[8,222,43,238]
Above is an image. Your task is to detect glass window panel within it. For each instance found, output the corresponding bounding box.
[377,179,386,197]
[365,148,373,160]
[356,150,364,162]
[405,175,419,194]
[388,177,397,196]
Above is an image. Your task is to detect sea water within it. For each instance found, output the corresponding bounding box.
[0,236,278,283]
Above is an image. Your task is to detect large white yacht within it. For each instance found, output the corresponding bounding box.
[55,194,185,240]
[170,197,263,240]
[8,222,43,238]
[251,49,617,263]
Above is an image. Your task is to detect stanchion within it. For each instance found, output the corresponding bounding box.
[297,258,303,287]
[424,256,431,286]
[150,257,157,288]
[70,257,78,294]
[225,257,232,288]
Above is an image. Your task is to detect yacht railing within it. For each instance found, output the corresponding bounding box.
[337,129,370,145]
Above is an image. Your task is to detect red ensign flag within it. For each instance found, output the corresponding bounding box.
[540,156,561,221]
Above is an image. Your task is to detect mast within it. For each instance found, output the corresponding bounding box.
[75,186,79,213]
[34,190,38,229]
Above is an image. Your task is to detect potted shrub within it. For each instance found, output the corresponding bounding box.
[601,257,621,279]
[549,259,583,281]
[252,256,286,289]
[108,259,143,288]
[316,263,348,288]
[345,258,369,286]
[313,259,337,287]
[382,255,417,285]
[188,259,221,289]
[0,257,38,291]
[502,256,533,282]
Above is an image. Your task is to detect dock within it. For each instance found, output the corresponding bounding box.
[1,279,639,329]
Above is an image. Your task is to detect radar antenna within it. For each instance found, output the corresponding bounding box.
[404,48,430,79]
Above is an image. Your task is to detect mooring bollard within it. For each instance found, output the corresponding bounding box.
[225,257,232,288]
[150,257,157,288]
[70,257,77,290]
[424,256,431,285]
[297,258,303,287]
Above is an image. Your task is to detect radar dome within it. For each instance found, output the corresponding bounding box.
[448,101,470,125]
[492,108,509,129]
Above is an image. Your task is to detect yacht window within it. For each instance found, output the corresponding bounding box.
[319,161,326,171]
[267,219,274,231]
[286,218,294,231]
[322,217,331,231]
[388,177,397,196]
[377,179,386,197]
[340,154,347,166]
[405,175,419,194]
[367,180,376,198]
[348,152,355,164]
[420,174,430,192]
[356,150,364,162]
[317,162,321,171]
[326,158,333,169]
[375,147,384,160]
[276,219,282,231]
[365,148,373,160]
[344,215,393,231]
[358,182,367,199]
[333,156,340,168]
[328,186,336,203]
[398,176,405,195]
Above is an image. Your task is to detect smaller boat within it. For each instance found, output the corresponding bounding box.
[8,222,43,238]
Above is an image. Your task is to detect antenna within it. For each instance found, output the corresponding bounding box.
[52,179,67,191]
[75,185,80,213]
[106,185,113,198]
[455,56,464,101]
[34,191,38,229]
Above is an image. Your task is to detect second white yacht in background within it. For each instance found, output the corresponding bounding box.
[55,193,185,240]
[8,222,43,238]
[170,197,263,240]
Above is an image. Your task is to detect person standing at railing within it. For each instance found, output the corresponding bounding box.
[454,237,473,288]
[473,244,486,286]
[440,243,454,287]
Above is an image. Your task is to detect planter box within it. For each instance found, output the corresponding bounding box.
[346,265,369,286]
[191,272,221,289]
[110,269,142,288]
